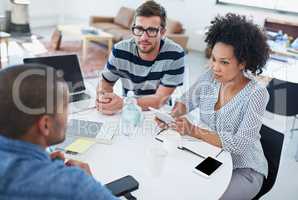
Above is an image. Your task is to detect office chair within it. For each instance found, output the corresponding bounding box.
[253,125,284,199]
[265,78,298,138]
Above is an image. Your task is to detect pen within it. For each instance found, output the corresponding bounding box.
[65,150,79,155]
[177,146,205,159]
[215,149,224,158]
[155,137,164,143]
[156,128,167,136]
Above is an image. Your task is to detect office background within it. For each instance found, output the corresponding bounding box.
[0,0,298,199]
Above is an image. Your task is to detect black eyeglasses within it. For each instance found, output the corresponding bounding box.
[131,26,161,38]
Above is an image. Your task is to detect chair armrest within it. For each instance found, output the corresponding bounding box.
[89,16,114,25]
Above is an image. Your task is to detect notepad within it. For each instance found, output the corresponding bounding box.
[181,139,222,158]
[65,138,96,154]
[155,129,222,158]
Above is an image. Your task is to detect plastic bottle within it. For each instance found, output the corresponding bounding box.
[121,91,143,136]
[282,33,289,48]
[275,31,289,49]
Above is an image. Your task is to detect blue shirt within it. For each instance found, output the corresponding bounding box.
[0,135,119,200]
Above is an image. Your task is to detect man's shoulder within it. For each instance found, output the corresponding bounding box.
[41,163,115,199]
[0,160,102,199]
[161,38,184,53]
[113,38,135,52]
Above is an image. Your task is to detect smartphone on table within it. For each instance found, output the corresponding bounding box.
[105,175,139,197]
[193,156,223,178]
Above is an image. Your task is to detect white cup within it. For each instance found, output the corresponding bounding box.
[146,144,168,177]
[162,130,182,154]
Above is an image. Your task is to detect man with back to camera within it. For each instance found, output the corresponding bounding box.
[96,0,185,115]
[0,64,118,200]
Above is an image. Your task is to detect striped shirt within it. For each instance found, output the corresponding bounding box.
[178,69,269,177]
[101,38,185,96]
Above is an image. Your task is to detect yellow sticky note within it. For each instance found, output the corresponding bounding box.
[65,138,96,154]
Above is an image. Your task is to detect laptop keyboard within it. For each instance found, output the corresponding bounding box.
[70,93,91,102]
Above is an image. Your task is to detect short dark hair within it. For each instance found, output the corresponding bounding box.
[205,13,270,75]
[134,0,167,28]
[0,64,68,138]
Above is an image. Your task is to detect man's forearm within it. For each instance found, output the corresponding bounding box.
[97,79,114,93]
[137,95,170,110]
[136,86,175,110]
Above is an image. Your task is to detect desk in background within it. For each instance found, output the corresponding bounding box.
[261,57,298,84]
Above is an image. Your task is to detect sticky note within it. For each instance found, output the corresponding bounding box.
[65,138,96,154]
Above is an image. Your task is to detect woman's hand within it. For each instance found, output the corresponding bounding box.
[154,117,169,129]
[171,117,195,136]
[154,102,187,129]
[171,102,187,118]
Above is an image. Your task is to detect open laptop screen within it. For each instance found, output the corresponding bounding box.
[23,54,85,93]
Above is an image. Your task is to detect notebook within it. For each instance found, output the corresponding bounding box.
[155,129,223,158]
[180,139,223,158]
[55,119,117,153]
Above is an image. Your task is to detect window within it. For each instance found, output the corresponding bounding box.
[217,0,298,14]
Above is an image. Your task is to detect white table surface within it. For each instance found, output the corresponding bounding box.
[262,58,298,83]
[67,107,233,200]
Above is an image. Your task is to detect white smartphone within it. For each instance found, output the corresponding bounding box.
[193,157,223,178]
[149,107,175,124]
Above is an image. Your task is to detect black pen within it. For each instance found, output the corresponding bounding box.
[177,146,205,159]
[65,150,79,155]
[155,137,164,143]
[156,128,167,136]
[215,149,224,158]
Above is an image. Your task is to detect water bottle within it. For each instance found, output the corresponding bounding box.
[121,91,143,136]
[282,33,289,48]
[275,31,289,49]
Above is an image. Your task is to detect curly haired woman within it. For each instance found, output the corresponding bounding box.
[157,13,270,200]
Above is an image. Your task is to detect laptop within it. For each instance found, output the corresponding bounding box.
[23,54,95,113]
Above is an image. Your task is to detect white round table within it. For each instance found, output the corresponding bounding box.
[69,109,233,200]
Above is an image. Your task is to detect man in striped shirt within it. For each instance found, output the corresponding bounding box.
[96,0,185,115]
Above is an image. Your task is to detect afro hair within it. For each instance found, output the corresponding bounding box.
[205,13,270,75]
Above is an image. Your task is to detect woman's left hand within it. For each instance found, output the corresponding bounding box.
[171,117,194,136]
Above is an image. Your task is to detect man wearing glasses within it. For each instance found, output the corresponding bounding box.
[96,0,185,115]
